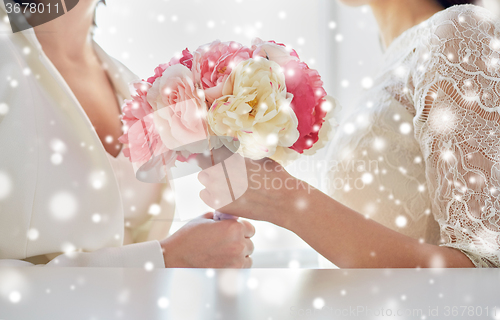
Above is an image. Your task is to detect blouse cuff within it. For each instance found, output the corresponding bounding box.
[45,241,165,268]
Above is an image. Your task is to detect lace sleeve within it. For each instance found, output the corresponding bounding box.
[411,5,500,267]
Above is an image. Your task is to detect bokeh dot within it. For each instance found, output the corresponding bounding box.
[157,297,169,309]
[9,291,21,303]
[313,297,325,309]
[49,192,78,220]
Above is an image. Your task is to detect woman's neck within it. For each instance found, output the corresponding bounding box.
[369,0,444,48]
[34,1,97,62]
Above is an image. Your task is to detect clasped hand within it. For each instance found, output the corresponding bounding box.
[198,153,310,228]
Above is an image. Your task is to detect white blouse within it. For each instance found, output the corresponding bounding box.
[0,5,174,267]
[326,5,500,267]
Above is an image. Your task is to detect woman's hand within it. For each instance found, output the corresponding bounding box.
[159,213,255,268]
[198,155,312,228]
[197,155,476,268]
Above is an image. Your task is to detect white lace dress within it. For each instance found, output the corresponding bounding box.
[326,5,500,267]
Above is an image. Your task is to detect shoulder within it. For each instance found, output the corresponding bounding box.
[0,28,17,60]
[409,4,500,81]
[423,5,500,54]
[0,4,18,49]
[433,4,493,20]
[428,4,497,30]
[0,23,34,72]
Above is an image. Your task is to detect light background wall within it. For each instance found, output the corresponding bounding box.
[94,0,383,267]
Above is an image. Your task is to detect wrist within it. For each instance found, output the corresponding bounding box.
[160,237,183,268]
[279,183,328,233]
[270,177,309,230]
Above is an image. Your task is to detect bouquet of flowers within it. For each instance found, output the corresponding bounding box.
[119,38,340,217]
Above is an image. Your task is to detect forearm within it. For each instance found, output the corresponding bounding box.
[283,188,475,268]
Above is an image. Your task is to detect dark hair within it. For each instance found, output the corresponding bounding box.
[435,0,476,9]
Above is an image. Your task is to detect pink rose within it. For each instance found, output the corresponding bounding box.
[192,40,252,104]
[147,64,208,153]
[146,49,193,84]
[283,60,328,154]
[251,38,299,67]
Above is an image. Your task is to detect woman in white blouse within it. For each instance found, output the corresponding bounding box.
[200,0,500,267]
[0,0,254,268]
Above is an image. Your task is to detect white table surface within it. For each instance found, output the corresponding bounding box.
[1,268,499,320]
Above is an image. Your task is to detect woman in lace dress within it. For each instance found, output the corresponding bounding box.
[199,0,500,267]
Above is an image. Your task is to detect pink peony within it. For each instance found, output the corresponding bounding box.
[282,60,328,154]
[146,63,169,84]
[251,38,299,67]
[120,114,167,165]
[192,40,252,104]
[120,82,168,166]
[121,82,154,127]
[147,64,208,153]
[146,49,193,84]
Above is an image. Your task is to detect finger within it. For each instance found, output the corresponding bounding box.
[240,219,256,238]
[206,180,234,210]
[198,163,225,186]
[199,189,212,207]
[224,154,249,200]
[243,238,255,256]
[202,212,214,219]
[198,171,209,186]
[243,256,253,268]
